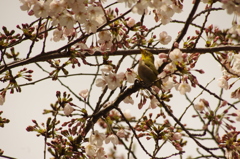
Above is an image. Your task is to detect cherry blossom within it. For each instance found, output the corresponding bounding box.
[149,96,159,109]
[32,1,50,18]
[59,12,75,29]
[158,4,174,19]
[87,6,105,22]
[228,21,240,36]
[95,78,107,89]
[85,142,96,157]
[67,0,87,13]
[63,103,74,116]
[225,150,233,159]
[218,77,228,90]
[83,19,99,33]
[177,82,191,95]
[100,65,113,73]
[169,49,183,62]
[79,89,89,99]
[123,96,134,105]
[72,42,89,54]
[95,147,106,159]
[162,77,174,91]
[116,129,126,138]
[194,100,206,111]
[90,130,106,147]
[63,27,76,37]
[105,134,118,145]
[153,7,173,25]
[97,31,113,51]
[125,68,137,83]
[75,9,88,24]
[132,1,151,15]
[52,29,65,42]
[159,31,172,45]
[98,31,112,42]
[6,1,240,158]
[19,0,37,11]
[105,72,124,90]
[222,0,240,15]
[48,0,65,16]
[232,59,240,74]
[164,62,177,73]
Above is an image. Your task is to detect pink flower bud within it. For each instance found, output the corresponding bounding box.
[172,132,182,140]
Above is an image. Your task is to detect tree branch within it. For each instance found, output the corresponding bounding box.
[1,45,240,74]
[74,80,142,143]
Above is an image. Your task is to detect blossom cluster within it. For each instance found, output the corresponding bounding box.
[19,0,106,34]
[84,130,121,158]
[18,0,182,47]
[217,52,240,99]
[95,65,137,90]
[118,0,182,25]
[155,48,196,95]
[221,0,240,16]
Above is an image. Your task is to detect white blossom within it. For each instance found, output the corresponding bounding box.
[63,103,74,116]
[169,49,183,62]
[162,77,174,91]
[105,134,118,145]
[178,82,191,95]
[164,62,176,73]
[90,130,106,147]
[125,69,137,83]
[105,72,121,90]
[159,31,172,45]
[32,1,50,18]
[218,77,228,90]
[79,89,89,99]
[95,78,107,89]
[149,96,159,109]
[116,129,126,138]
[59,12,75,29]
[19,0,37,11]
[194,100,205,111]
[52,29,65,42]
[83,20,99,33]
[123,96,134,105]
[96,147,106,159]
[49,0,65,16]
[85,142,96,157]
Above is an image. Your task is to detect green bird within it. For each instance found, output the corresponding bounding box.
[138,49,161,88]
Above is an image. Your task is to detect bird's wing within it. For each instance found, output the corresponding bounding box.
[144,60,159,76]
